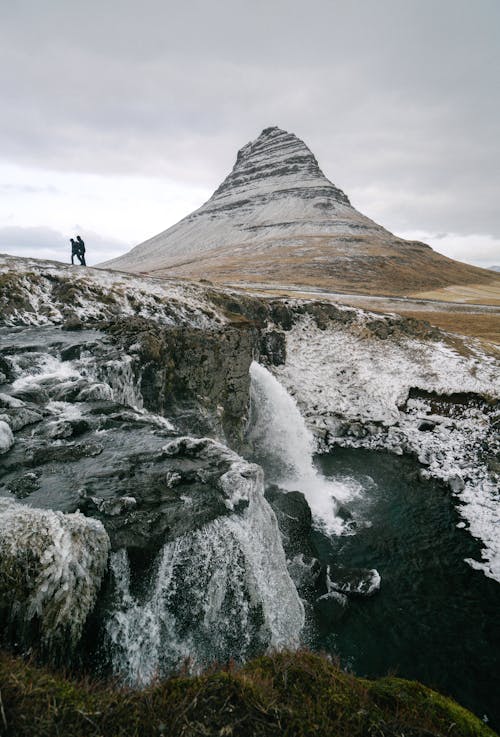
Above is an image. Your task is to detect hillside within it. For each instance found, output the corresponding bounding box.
[101,127,500,297]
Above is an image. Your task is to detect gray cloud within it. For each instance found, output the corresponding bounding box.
[1,0,499,259]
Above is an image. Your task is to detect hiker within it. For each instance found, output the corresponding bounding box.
[70,238,80,265]
[76,235,86,266]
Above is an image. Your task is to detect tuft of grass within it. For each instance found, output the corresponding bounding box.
[0,649,496,737]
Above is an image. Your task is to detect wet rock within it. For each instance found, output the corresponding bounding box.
[287,553,323,598]
[418,420,436,432]
[44,421,75,439]
[0,393,24,409]
[0,356,14,384]
[345,422,368,439]
[11,387,50,404]
[269,301,295,331]
[83,495,137,517]
[0,406,43,431]
[102,317,257,446]
[259,330,286,366]
[336,504,356,527]
[449,475,465,493]
[61,316,84,331]
[68,419,92,437]
[327,566,381,597]
[265,485,314,558]
[48,378,90,402]
[77,437,264,552]
[29,441,104,465]
[76,383,113,402]
[60,343,83,361]
[315,590,348,625]
[7,471,41,498]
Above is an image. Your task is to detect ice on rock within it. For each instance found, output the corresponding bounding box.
[0,253,220,329]
[273,315,500,582]
[0,499,110,653]
[0,420,14,453]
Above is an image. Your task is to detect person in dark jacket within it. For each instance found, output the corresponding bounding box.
[76,235,86,265]
[70,238,80,265]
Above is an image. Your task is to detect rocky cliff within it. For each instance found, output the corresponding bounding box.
[1,254,499,725]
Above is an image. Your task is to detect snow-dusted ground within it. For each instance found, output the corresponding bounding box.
[273,314,500,582]
[0,253,222,328]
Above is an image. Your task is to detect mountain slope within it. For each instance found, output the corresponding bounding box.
[101,127,499,296]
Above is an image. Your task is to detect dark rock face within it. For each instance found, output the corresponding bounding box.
[78,436,258,551]
[265,485,380,615]
[265,485,314,559]
[259,330,287,366]
[100,317,257,446]
[0,324,260,552]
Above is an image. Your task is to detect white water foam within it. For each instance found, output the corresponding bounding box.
[247,362,358,535]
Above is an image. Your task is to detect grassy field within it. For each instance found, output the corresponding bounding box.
[410,283,500,306]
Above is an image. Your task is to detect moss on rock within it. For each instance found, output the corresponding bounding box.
[0,650,495,737]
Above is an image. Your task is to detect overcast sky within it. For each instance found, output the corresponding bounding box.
[1,0,499,268]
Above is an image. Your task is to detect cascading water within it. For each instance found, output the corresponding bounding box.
[2,329,309,687]
[247,361,359,535]
[105,488,304,686]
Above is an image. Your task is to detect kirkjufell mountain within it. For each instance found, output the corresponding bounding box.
[102,127,498,295]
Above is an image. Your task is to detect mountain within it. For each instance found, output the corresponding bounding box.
[101,127,499,296]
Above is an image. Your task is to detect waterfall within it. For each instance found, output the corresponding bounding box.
[247,361,353,535]
[105,481,304,686]
[80,353,144,409]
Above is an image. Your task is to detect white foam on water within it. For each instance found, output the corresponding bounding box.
[10,353,80,391]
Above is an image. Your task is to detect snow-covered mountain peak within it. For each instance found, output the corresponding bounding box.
[100,126,364,274]
[212,126,350,206]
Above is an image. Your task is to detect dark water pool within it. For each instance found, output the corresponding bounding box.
[313,448,500,729]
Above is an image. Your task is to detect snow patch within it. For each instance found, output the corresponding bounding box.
[274,315,500,582]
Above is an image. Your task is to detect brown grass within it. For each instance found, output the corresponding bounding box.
[394,310,500,346]
[145,234,500,299]
[410,283,500,306]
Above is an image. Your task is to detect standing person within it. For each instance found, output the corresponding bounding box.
[76,235,86,266]
[70,238,79,265]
